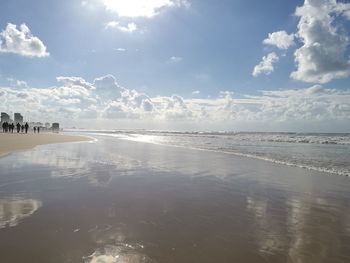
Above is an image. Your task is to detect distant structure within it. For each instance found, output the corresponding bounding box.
[14,113,23,124]
[52,123,59,132]
[1,111,61,132]
[1,112,10,123]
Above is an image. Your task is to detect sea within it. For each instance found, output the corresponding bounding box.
[77,130,350,177]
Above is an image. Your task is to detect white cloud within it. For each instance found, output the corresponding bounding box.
[252,52,279,77]
[100,0,190,18]
[192,90,200,95]
[105,21,137,32]
[263,30,295,49]
[15,80,28,89]
[115,47,126,52]
[169,56,183,63]
[16,92,29,99]
[0,23,49,58]
[255,1,350,83]
[103,87,155,119]
[290,0,350,83]
[335,2,350,19]
[7,78,29,89]
[1,74,349,131]
[56,76,94,90]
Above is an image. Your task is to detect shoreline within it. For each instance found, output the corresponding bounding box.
[0,132,92,158]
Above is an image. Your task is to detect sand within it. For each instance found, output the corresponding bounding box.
[0,132,92,157]
[0,133,350,262]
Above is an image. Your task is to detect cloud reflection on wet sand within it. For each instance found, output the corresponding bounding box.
[84,224,152,263]
[0,136,350,262]
[0,197,42,228]
[84,244,152,263]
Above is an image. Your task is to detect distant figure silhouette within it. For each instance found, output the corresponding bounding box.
[21,124,25,133]
[2,122,6,133]
[37,127,40,133]
[10,123,14,133]
[34,127,36,133]
[24,122,29,134]
[16,123,21,133]
[3,122,8,133]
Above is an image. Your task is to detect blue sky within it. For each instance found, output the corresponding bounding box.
[0,0,350,131]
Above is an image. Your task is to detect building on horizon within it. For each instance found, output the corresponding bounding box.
[14,113,23,124]
[52,123,59,132]
[1,112,10,123]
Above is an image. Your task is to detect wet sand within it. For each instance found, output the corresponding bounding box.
[0,132,92,157]
[0,134,350,263]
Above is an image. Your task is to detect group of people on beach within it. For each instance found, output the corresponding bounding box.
[1,122,31,133]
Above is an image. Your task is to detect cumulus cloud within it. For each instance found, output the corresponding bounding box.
[100,0,190,18]
[252,52,279,77]
[335,2,350,19]
[16,92,29,99]
[7,78,29,89]
[56,76,94,90]
[169,56,183,63]
[154,95,192,119]
[105,21,137,32]
[290,0,350,83]
[93,74,123,100]
[1,74,349,131]
[263,30,295,49]
[251,86,350,122]
[256,0,350,83]
[0,23,49,57]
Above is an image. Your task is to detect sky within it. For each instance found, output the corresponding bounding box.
[0,0,350,132]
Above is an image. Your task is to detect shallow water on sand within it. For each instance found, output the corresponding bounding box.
[0,135,350,263]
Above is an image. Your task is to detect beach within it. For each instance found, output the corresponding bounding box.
[0,132,350,263]
[0,132,92,157]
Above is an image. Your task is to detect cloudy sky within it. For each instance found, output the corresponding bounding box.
[0,0,350,132]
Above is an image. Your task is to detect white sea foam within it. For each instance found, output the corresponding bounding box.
[85,131,350,177]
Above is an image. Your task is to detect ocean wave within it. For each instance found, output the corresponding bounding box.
[118,131,350,145]
[72,129,350,145]
[217,150,350,177]
[85,131,350,177]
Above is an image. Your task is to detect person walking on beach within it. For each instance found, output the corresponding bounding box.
[34,127,36,133]
[24,122,29,134]
[3,122,8,133]
[10,123,14,133]
[21,124,24,133]
[2,122,6,133]
[16,123,21,133]
[37,127,40,133]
